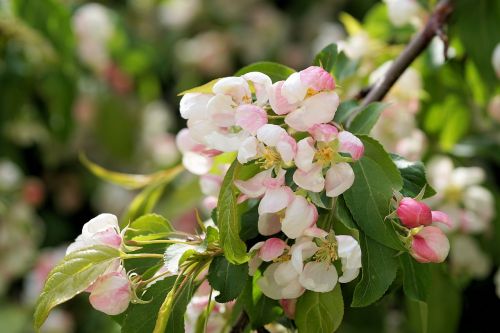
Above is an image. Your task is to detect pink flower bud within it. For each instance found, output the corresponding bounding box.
[280,298,297,319]
[338,131,364,160]
[89,270,131,315]
[410,226,450,263]
[396,198,432,228]
[299,66,335,92]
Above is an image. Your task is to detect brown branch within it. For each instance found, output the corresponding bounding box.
[230,311,249,333]
[361,0,454,106]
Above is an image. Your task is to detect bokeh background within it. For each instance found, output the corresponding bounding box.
[1,0,500,332]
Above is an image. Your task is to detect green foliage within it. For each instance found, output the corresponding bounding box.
[207,256,249,303]
[33,245,121,331]
[295,285,344,333]
[399,253,430,302]
[344,136,404,250]
[314,43,338,74]
[334,100,360,125]
[391,154,436,199]
[348,102,387,134]
[217,161,248,264]
[352,233,398,307]
[240,276,283,329]
[235,61,296,82]
[178,79,220,95]
[126,214,173,241]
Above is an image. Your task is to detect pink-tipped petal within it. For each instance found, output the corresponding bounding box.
[293,164,325,192]
[300,66,335,92]
[308,124,338,142]
[259,238,288,262]
[280,299,297,319]
[235,104,268,135]
[338,131,364,160]
[89,270,131,315]
[276,134,297,163]
[207,94,235,127]
[431,210,452,228]
[325,163,355,197]
[234,169,272,198]
[242,72,272,106]
[269,81,296,115]
[281,72,308,104]
[256,124,288,147]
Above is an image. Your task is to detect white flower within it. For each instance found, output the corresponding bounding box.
[383,0,421,27]
[66,214,122,254]
[450,235,491,279]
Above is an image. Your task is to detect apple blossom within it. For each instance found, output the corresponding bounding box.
[293,125,363,196]
[66,214,122,254]
[88,269,132,315]
[397,197,451,228]
[176,128,221,175]
[383,0,421,27]
[410,226,450,263]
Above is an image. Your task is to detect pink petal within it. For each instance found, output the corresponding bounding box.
[259,186,294,214]
[411,226,450,263]
[89,270,131,315]
[234,169,272,198]
[207,94,235,127]
[431,210,452,228]
[325,163,355,197]
[281,72,308,104]
[293,164,325,192]
[303,226,328,238]
[338,131,364,160]
[259,238,287,262]
[235,104,268,135]
[269,81,296,115]
[308,124,338,142]
[256,124,287,147]
[276,134,297,163]
[300,66,335,91]
[241,72,272,106]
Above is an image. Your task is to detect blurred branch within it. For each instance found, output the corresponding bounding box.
[361,0,454,106]
[230,311,249,333]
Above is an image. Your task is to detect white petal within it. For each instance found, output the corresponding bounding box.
[212,76,250,103]
[290,240,319,273]
[164,243,197,274]
[281,72,308,104]
[280,278,305,299]
[285,92,339,131]
[234,169,272,198]
[274,261,300,286]
[336,235,362,270]
[179,93,212,120]
[207,94,235,127]
[325,163,354,197]
[257,263,283,300]
[82,214,119,237]
[338,267,360,283]
[258,187,293,215]
[182,152,212,175]
[299,262,338,292]
[295,137,316,172]
[256,124,287,147]
[242,72,272,105]
[258,213,282,236]
[204,131,249,152]
[282,196,318,239]
[237,136,259,164]
[293,164,325,192]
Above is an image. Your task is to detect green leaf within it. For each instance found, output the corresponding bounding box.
[335,196,359,234]
[34,246,121,331]
[453,0,500,87]
[399,253,430,302]
[313,43,338,74]
[333,100,359,125]
[126,213,174,241]
[122,182,168,226]
[333,51,359,81]
[344,136,404,250]
[351,233,398,307]
[207,256,248,303]
[391,154,436,199]
[239,201,260,241]
[240,274,282,328]
[121,276,195,333]
[217,161,248,264]
[348,102,386,135]
[178,78,219,95]
[295,285,344,333]
[308,191,333,210]
[235,61,296,82]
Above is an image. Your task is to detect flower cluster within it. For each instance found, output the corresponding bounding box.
[176,66,364,300]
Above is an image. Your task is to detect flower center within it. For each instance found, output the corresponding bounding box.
[315,146,335,165]
[260,147,281,169]
[314,231,338,263]
[306,88,320,98]
[443,185,463,203]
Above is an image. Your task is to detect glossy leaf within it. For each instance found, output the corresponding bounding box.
[333,100,359,125]
[348,102,387,135]
[126,213,174,241]
[217,161,248,264]
[391,154,436,199]
[178,78,219,95]
[207,256,248,303]
[344,136,404,250]
[352,233,398,307]
[235,61,296,82]
[399,253,430,302]
[295,285,344,333]
[34,245,121,330]
[313,43,338,74]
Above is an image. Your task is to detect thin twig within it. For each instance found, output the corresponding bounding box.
[230,311,250,333]
[362,0,454,106]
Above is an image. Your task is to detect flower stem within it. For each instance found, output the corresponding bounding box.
[121,253,164,260]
